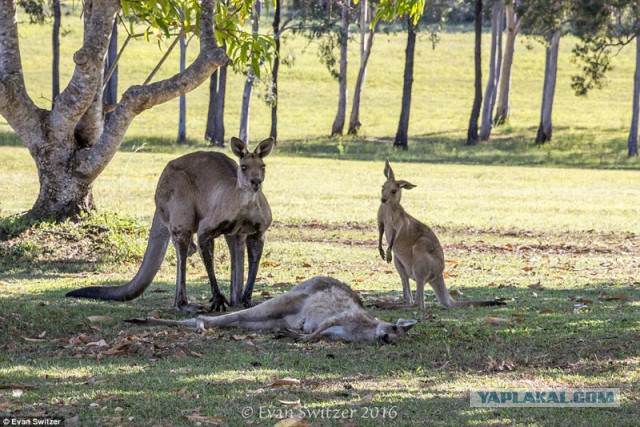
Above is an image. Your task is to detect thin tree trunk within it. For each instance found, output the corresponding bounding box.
[177,30,187,144]
[467,0,483,145]
[348,0,377,135]
[215,64,227,144]
[239,1,261,143]
[628,31,640,157]
[495,2,519,125]
[103,18,118,123]
[205,69,218,143]
[394,19,416,150]
[270,0,281,141]
[52,0,61,103]
[205,52,227,148]
[535,29,561,144]
[331,0,349,136]
[480,0,504,141]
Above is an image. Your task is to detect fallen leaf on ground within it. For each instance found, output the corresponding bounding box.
[302,263,312,268]
[528,283,544,290]
[86,339,109,348]
[261,261,280,267]
[354,278,365,283]
[575,297,593,304]
[21,336,47,343]
[87,316,113,323]
[539,308,555,314]
[598,294,630,302]
[484,316,511,325]
[278,399,302,407]
[295,276,305,281]
[274,417,309,427]
[270,377,301,387]
[179,415,224,424]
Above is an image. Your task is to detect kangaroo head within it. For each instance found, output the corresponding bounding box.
[381,160,416,204]
[230,137,274,192]
[375,319,418,344]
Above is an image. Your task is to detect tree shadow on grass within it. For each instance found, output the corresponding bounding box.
[275,127,639,170]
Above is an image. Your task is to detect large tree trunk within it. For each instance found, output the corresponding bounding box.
[239,0,261,143]
[0,0,227,220]
[331,0,349,136]
[535,29,562,144]
[629,31,640,157]
[394,19,416,150]
[494,2,520,125]
[479,0,504,141]
[52,0,61,103]
[103,18,118,122]
[347,0,376,135]
[467,0,483,145]
[270,0,281,141]
[177,31,187,144]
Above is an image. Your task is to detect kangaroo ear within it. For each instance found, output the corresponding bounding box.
[384,159,395,180]
[230,137,249,159]
[254,137,274,158]
[396,319,418,332]
[397,180,416,190]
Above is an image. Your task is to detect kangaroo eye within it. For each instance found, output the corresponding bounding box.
[241,165,247,171]
[392,325,398,331]
[391,190,397,194]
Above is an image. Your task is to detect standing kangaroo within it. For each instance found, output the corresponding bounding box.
[126,276,418,344]
[67,137,274,312]
[377,160,503,309]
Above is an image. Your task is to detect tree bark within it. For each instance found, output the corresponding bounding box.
[103,18,118,122]
[394,19,416,150]
[177,30,187,144]
[270,0,281,141]
[467,0,483,145]
[629,30,640,157]
[239,0,262,143]
[0,0,228,220]
[205,47,227,147]
[331,0,349,136]
[494,2,520,125]
[347,0,377,135]
[535,28,561,144]
[480,0,504,141]
[52,0,61,103]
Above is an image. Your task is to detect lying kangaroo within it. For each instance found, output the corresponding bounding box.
[67,137,274,312]
[126,276,418,344]
[377,160,503,309]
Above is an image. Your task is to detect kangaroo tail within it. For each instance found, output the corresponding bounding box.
[430,274,506,308]
[453,299,507,307]
[66,211,170,301]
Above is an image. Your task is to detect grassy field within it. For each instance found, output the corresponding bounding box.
[1,147,639,425]
[1,11,640,427]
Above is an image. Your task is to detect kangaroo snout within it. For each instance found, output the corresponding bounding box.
[251,178,262,192]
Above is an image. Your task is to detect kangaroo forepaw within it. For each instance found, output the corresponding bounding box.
[209,293,229,312]
[386,252,393,263]
[379,248,385,261]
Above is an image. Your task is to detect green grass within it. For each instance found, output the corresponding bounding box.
[1,148,640,425]
[1,13,640,426]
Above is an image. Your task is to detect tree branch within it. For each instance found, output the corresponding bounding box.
[0,0,39,141]
[74,0,227,181]
[50,0,120,141]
